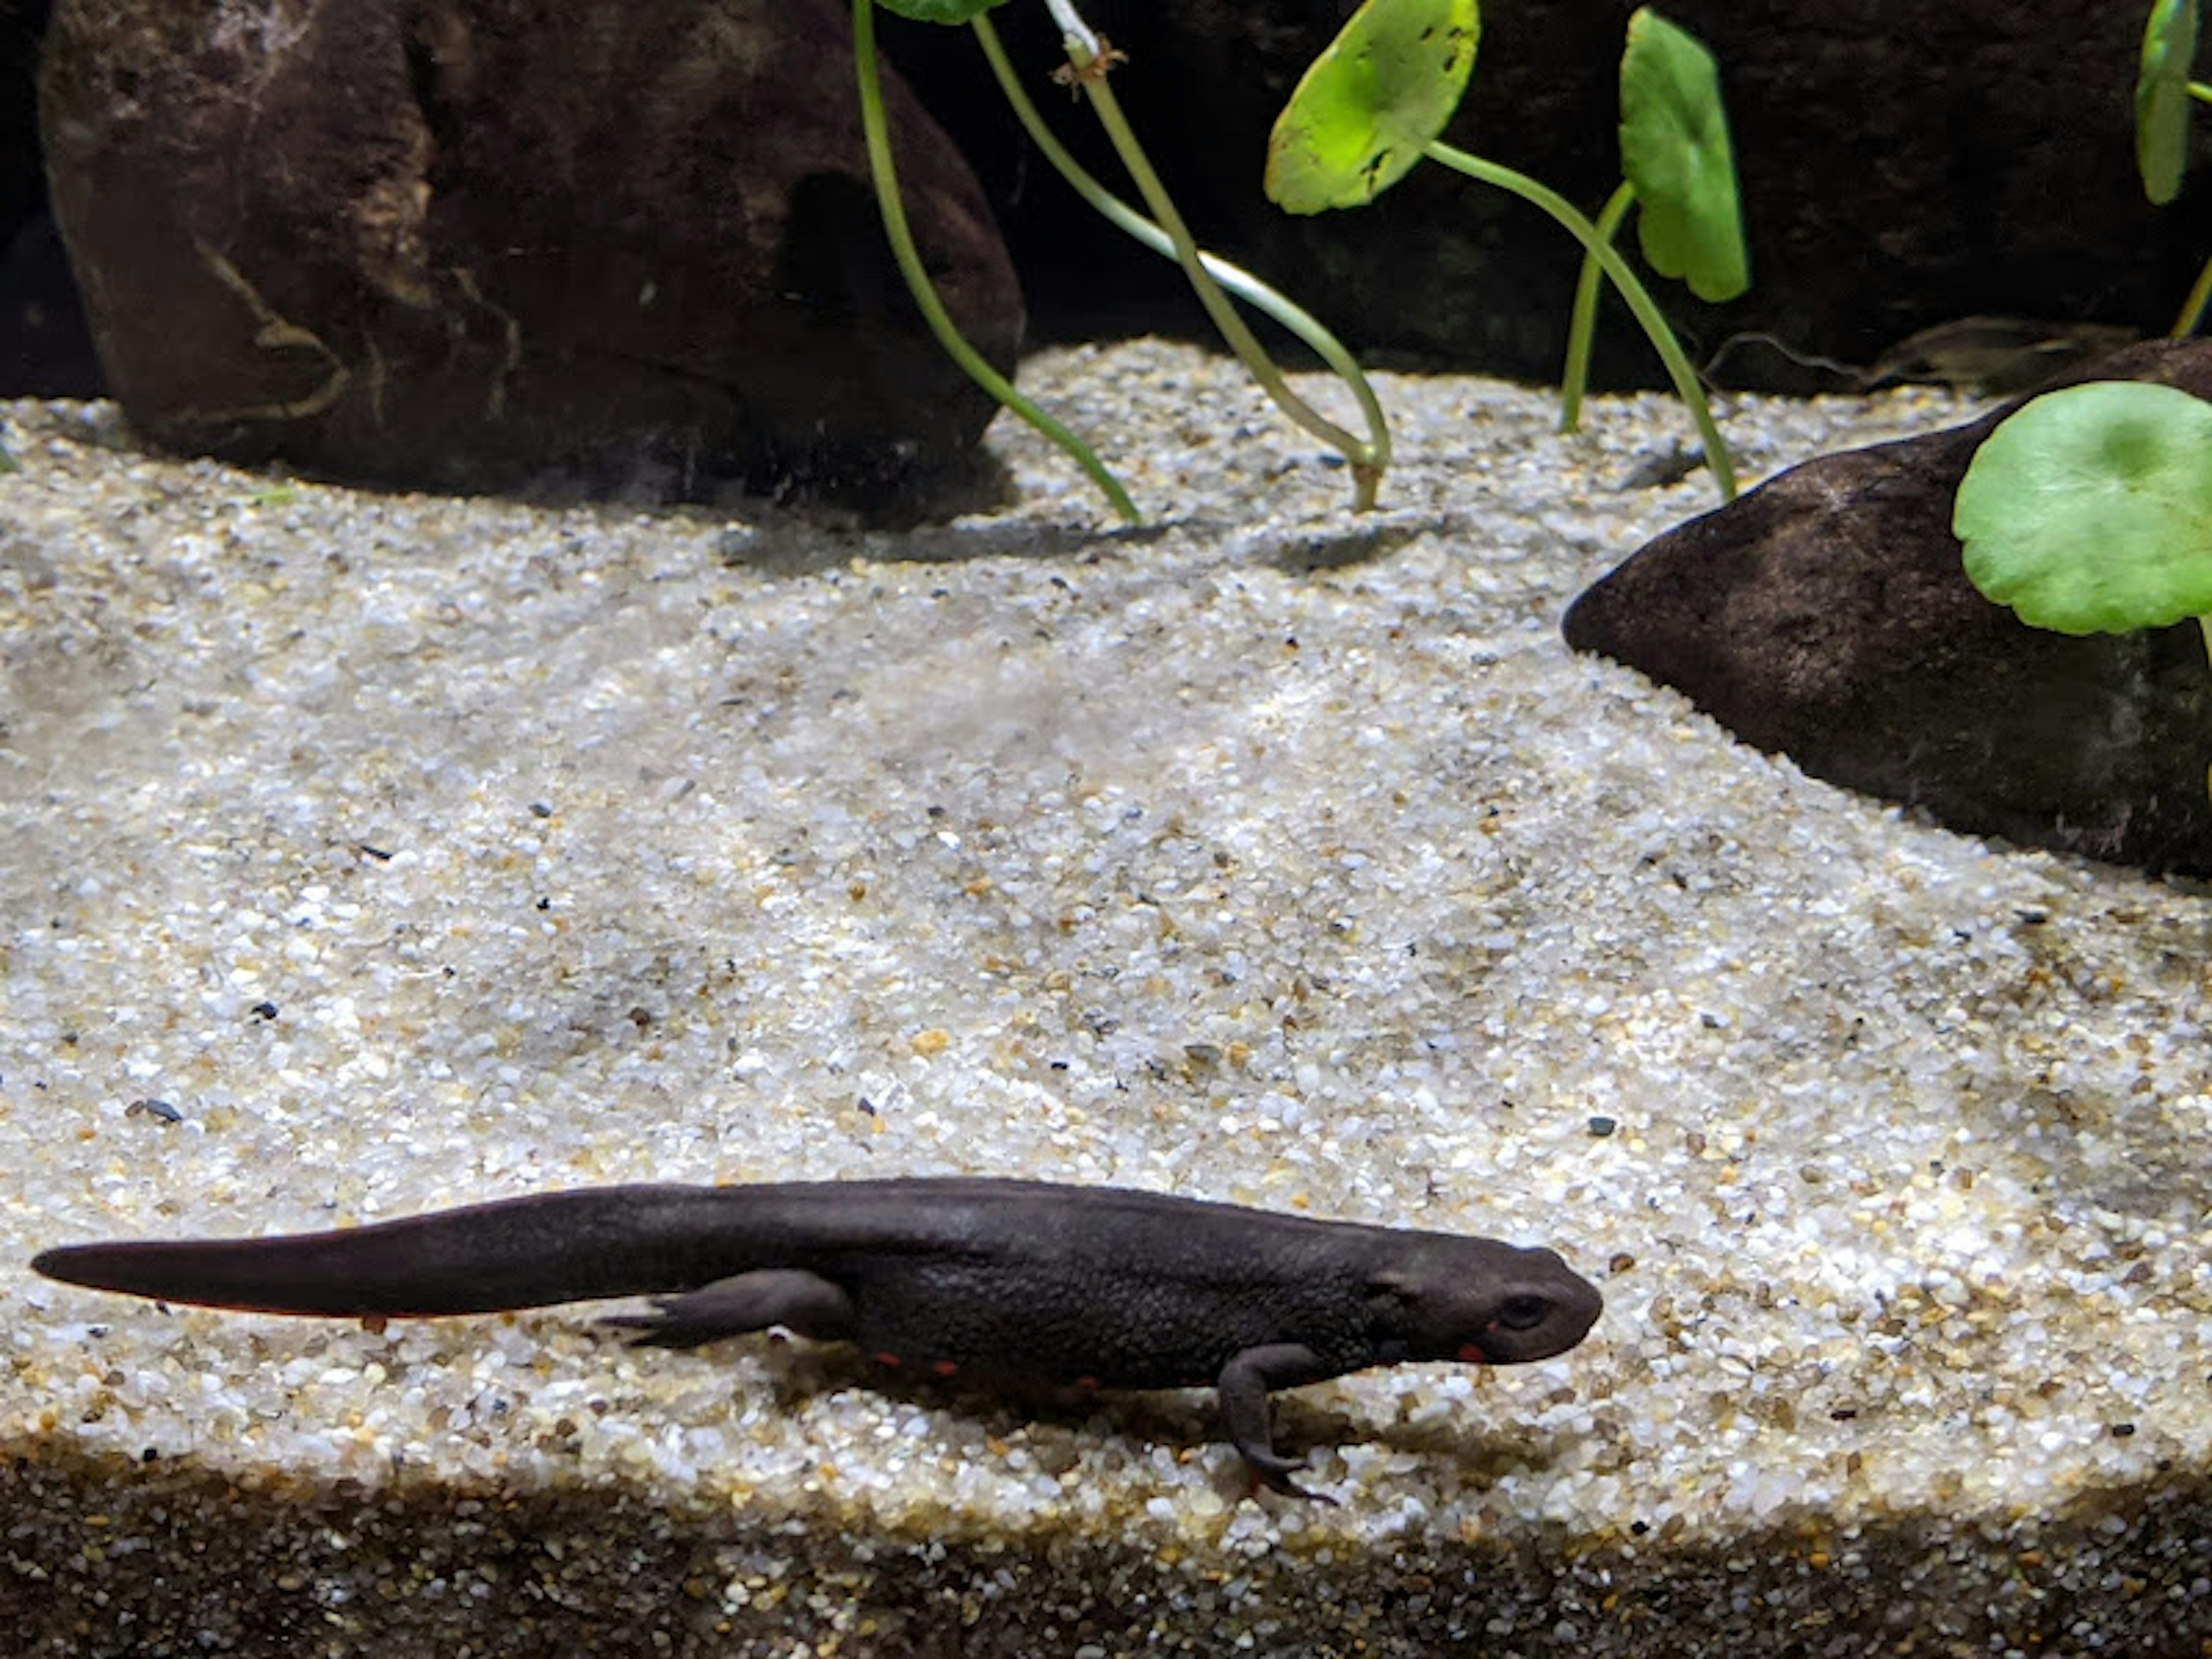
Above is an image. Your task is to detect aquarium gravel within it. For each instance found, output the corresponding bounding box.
[3,340,2207,1656]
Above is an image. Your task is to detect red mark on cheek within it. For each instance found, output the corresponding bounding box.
[1073,1375,1101,1391]
[931,1359,960,1378]
[872,1351,904,1368]
[1457,1343,1490,1365]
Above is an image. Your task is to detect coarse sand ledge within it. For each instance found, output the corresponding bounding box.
[3,340,2208,1656]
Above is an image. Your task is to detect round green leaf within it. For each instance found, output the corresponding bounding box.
[2135,0,2200,204]
[1619,8,1748,302]
[873,0,1008,22]
[1954,381,2212,635]
[1264,0,1479,214]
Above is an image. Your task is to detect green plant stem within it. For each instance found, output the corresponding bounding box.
[1559,181,1638,435]
[2173,253,2212,337]
[851,0,1138,522]
[2165,85,2211,336]
[1423,142,1737,501]
[972,17,1391,481]
[1060,36,1389,507]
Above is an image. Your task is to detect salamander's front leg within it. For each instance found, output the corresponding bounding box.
[602,1268,857,1350]
[1215,1342,1338,1501]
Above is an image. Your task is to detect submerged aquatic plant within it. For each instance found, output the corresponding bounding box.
[1558,9,1749,437]
[1953,379,2212,797]
[2135,0,2212,336]
[1264,0,1742,500]
[855,0,1390,522]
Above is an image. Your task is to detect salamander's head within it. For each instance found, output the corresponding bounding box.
[1373,1237,1604,1366]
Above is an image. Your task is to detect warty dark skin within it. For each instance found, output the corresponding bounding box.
[33,1177,1603,1498]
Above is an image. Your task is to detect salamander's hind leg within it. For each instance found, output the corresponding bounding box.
[603,1268,857,1350]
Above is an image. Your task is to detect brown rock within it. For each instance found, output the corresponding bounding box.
[40,0,1021,512]
[1562,339,2212,876]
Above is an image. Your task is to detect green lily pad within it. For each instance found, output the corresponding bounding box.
[2136,0,2202,204]
[873,0,1007,22]
[1618,8,1747,302]
[1264,0,1480,214]
[1955,380,2212,635]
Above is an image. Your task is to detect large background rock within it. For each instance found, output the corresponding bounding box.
[38,0,1021,509]
[1562,339,2212,875]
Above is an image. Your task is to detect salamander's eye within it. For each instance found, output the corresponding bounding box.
[1495,1294,1554,1331]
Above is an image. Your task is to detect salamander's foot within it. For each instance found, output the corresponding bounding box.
[1244,1449,1338,1505]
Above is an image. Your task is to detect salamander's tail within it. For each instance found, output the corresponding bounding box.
[32,1184,745,1318]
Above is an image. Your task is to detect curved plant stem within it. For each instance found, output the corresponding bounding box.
[2172,252,2212,338]
[1559,181,1638,434]
[972,16,1391,484]
[1058,36,1389,507]
[1423,143,1737,501]
[851,0,1138,522]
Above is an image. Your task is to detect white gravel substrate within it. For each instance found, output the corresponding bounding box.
[3,339,2208,1656]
